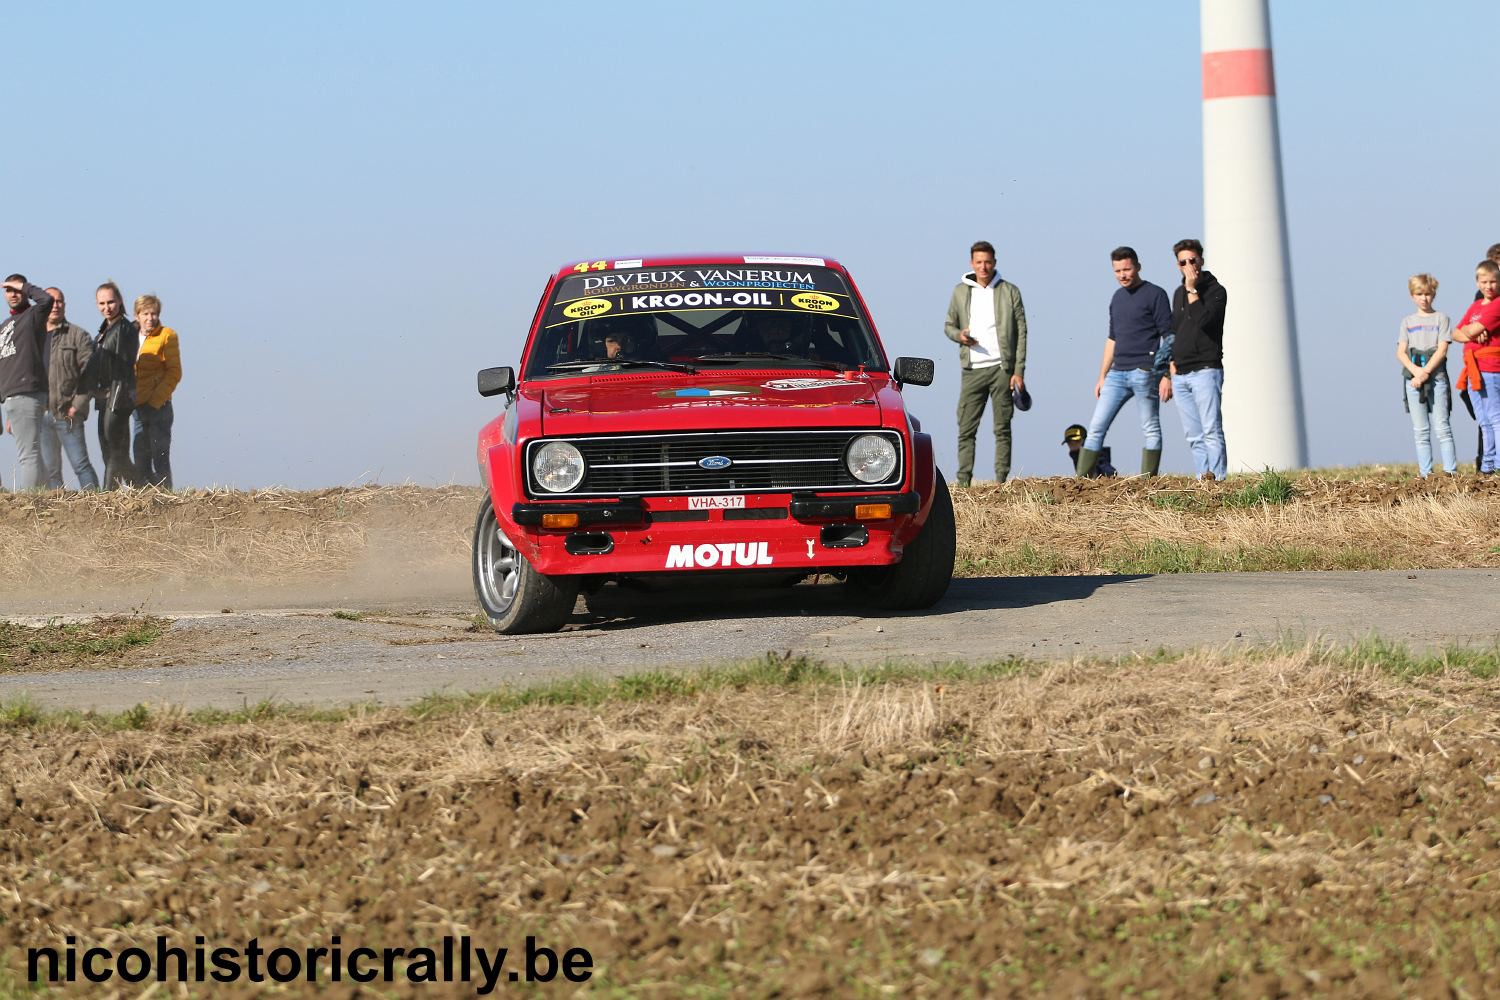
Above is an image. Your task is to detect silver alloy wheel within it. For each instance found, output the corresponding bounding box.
[476,510,520,612]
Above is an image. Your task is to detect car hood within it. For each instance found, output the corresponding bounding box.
[536,372,886,435]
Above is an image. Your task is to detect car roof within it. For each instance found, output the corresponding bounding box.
[553,253,844,278]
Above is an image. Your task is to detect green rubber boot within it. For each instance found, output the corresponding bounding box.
[1075,448,1100,478]
[1141,448,1162,477]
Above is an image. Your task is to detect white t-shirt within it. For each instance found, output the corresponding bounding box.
[966,275,1003,370]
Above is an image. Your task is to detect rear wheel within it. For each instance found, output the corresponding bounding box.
[472,496,579,634]
[848,470,955,610]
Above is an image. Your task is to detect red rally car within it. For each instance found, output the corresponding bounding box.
[473,254,955,633]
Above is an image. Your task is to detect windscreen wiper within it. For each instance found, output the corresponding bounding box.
[693,352,846,372]
[545,359,698,374]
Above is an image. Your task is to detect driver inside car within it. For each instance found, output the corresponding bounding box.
[735,311,801,353]
[736,311,848,365]
[591,316,661,362]
[603,330,632,359]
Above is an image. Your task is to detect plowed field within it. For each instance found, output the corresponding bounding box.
[3,648,1498,995]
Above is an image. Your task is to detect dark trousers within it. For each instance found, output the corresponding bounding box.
[955,365,1014,484]
[97,405,136,489]
[132,401,174,489]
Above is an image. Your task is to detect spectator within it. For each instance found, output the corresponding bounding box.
[1076,248,1172,477]
[1165,239,1229,480]
[1063,423,1116,477]
[91,281,139,489]
[41,288,100,490]
[1453,260,1500,474]
[0,275,56,491]
[1397,274,1456,477]
[943,239,1028,486]
[1459,244,1500,469]
[1476,244,1500,302]
[132,294,181,489]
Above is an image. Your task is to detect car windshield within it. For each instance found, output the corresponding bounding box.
[524,262,887,378]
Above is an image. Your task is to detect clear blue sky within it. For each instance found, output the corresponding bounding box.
[3,1,1491,487]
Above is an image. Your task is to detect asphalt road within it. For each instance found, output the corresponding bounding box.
[3,569,1497,713]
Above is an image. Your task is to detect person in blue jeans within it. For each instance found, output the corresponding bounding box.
[39,287,101,489]
[1076,247,1172,477]
[1163,238,1230,480]
[1397,273,1456,477]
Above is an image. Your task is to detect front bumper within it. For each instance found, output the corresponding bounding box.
[512,491,918,526]
[506,492,923,576]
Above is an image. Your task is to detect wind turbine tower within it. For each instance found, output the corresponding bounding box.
[1201,0,1308,470]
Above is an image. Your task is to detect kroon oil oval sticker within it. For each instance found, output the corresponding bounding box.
[563,298,613,319]
[790,292,840,312]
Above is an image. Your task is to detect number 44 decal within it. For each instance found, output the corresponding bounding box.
[571,260,608,273]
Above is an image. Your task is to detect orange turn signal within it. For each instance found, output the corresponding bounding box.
[541,513,580,529]
[853,503,893,521]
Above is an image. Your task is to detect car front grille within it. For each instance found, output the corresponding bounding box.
[525,430,903,497]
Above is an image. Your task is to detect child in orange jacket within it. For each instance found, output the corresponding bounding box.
[132,294,181,488]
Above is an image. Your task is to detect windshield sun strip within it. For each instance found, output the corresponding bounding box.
[550,272,849,305]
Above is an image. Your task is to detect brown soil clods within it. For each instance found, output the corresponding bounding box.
[1,652,1498,994]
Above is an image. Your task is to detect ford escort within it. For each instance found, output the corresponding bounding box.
[473,254,954,633]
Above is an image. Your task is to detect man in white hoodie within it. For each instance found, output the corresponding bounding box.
[943,240,1029,485]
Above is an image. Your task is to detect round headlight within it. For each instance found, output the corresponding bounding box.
[845,434,897,484]
[533,441,585,492]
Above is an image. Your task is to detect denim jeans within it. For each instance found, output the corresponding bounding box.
[1477,371,1500,474]
[132,400,173,488]
[1404,373,1457,476]
[1085,368,1161,453]
[1171,367,1227,479]
[39,410,100,490]
[2,391,47,491]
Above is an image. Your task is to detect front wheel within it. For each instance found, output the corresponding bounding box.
[847,470,955,610]
[472,496,579,634]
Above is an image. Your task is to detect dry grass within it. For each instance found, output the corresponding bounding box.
[953,473,1500,574]
[0,485,478,602]
[1,477,1497,607]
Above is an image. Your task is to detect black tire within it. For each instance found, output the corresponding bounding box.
[848,470,956,610]
[472,496,580,634]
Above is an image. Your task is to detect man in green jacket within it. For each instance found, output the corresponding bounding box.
[943,240,1028,485]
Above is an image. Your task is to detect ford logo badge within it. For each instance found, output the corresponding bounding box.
[698,455,732,470]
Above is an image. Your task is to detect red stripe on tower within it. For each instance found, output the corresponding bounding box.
[1202,48,1275,100]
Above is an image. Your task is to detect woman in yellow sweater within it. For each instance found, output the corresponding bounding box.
[132,294,182,489]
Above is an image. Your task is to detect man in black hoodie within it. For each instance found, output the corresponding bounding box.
[1163,239,1229,480]
[0,275,56,490]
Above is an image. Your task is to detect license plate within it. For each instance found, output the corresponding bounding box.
[687,495,747,510]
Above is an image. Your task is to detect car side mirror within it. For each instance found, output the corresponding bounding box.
[892,357,934,387]
[477,366,515,398]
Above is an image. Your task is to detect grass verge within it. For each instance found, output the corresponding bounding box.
[0,616,168,674]
[0,639,1494,732]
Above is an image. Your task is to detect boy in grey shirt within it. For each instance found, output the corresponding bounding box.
[1397,273,1456,476]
